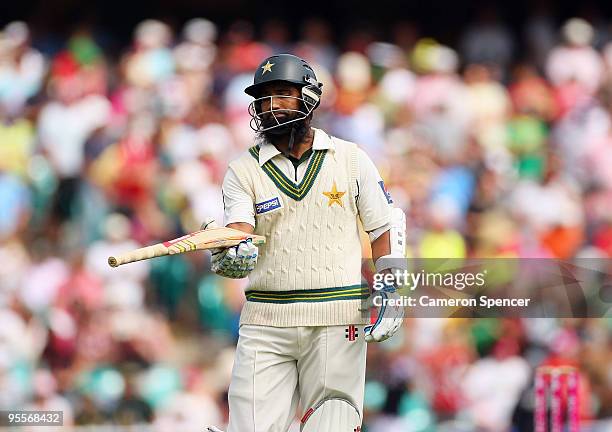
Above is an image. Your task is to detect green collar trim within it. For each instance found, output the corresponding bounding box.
[288,148,313,167]
[249,145,327,201]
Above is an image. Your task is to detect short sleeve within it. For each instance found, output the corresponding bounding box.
[356,148,393,232]
[222,167,256,228]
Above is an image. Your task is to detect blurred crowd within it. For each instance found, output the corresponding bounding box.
[0,10,612,432]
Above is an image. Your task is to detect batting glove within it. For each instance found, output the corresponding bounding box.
[201,217,258,279]
[364,284,404,343]
[206,427,223,432]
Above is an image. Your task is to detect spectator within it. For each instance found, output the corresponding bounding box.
[546,18,604,115]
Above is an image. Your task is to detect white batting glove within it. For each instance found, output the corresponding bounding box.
[201,217,258,279]
[206,427,223,432]
[364,284,404,343]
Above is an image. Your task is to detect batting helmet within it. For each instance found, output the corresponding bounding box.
[245,54,323,133]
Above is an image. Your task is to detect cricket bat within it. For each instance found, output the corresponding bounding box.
[108,227,265,267]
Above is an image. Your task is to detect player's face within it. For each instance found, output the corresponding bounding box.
[257,83,303,128]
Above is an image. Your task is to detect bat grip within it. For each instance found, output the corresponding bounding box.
[108,243,168,267]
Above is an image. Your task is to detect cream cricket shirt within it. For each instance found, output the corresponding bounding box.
[222,128,393,326]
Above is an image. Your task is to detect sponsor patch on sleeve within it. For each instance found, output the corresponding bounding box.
[255,196,283,214]
[378,180,393,204]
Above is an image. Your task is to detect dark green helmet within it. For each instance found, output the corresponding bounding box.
[246,53,323,134]
[245,53,322,103]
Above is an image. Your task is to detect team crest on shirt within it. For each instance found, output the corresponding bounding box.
[255,196,283,214]
[323,181,346,208]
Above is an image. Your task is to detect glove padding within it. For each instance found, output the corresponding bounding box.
[364,284,404,343]
[211,240,258,279]
[202,217,258,279]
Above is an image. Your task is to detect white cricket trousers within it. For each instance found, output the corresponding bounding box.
[227,324,367,432]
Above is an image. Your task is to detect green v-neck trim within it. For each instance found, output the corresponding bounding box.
[288,148,313,168]
[249,145,327,201]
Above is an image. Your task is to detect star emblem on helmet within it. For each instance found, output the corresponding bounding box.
[261,61,274,75]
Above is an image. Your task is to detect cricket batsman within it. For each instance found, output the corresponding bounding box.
[205,54,406,432]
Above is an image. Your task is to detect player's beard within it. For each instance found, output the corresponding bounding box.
[259,109,299,131]
[258,112,310,145]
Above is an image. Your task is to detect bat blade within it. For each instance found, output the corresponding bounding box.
[165,227,266,254]
[108,227,265,267]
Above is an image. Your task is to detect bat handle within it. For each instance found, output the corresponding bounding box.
[108,243,168,267]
